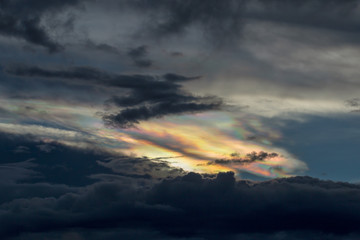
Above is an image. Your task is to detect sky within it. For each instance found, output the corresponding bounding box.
[1,0,360,239]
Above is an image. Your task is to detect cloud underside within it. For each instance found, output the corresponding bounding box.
[5,65,223,128]
[2,171,360,239]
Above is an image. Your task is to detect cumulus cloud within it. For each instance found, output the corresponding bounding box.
[1,172,360,239]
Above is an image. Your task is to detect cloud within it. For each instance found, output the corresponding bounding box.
[247,0,360,33]
[84,40,121,55]
[346,98,360,112]
[96,156,185,180]
[103,99,223,128]
[5,64,187,91]
[127,45,153,68]
[112,0,360,49]
[5,64,224,127]
[127,0,247,46]
[208,151,279,165]
[2,172,360,239]
[127,45,148,58]
[162,73,200,82]
[2,0,358,53]
[0,0,80,52]
[0,159,38,184]
[0,13,62,52]
[13,146,30,154]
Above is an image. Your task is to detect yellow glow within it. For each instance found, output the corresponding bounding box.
[0,99,308,178]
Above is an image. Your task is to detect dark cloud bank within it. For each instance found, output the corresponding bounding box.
[5,64,223,128]
[2,170,360,239]
[1,134,359,239]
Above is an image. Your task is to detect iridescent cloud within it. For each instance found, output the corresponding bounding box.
[0,99,307,178]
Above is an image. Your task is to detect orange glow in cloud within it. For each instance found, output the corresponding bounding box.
[96,112,307,178]
[0,99,307,179]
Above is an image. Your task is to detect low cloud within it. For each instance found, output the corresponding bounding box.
[2,172,360,239]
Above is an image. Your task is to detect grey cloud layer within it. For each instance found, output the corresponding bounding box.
[3,0,359,52]
[0,0,81,52]
[5,65,223,127]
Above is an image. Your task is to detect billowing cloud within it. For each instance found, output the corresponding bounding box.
[2,172,360,239]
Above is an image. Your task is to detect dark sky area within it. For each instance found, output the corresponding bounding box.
[1,0,360,239]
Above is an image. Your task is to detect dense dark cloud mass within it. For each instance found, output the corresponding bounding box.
[5,64,224,128]
[207,151,279,165]
[2,171,360,239]
[103,98,223,128]
[0,0,80,52]
[127,45,153,68]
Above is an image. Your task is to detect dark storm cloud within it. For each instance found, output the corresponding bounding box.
[163,73,200,82]
[207,151,279,165]
[5,65,181,91]
[5,64,224,128]
[132,59,152,68]
[0,132,114,187]
[0,160,38,184]
[103,99,223,128]
[0,0,81,52]
[127,45,148,58]
[0,132,184,202]
[0,13,62,53]
[2,172,360,239]
[127,45,152,68]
